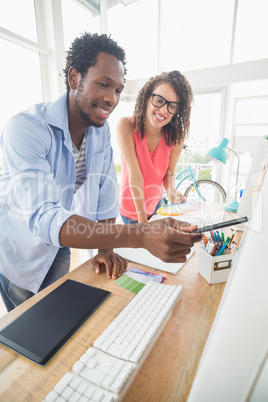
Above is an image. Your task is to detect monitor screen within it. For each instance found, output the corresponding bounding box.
[188,146,268,401]
[237,139,268,220]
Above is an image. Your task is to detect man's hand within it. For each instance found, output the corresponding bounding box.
[140,217,202,263]
[91,249,128,280]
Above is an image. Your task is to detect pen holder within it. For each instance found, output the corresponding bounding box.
[198,248,233,284]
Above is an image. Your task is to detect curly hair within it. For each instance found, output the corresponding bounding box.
[63,32,127,92]
[133,71,193,146]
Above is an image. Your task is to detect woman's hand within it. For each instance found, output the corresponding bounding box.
[138,212,148,223]
[91,249,128,280]
[166,188,187,204]
[174,191,187,204]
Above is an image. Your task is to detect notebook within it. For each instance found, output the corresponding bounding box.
[0,279,111,366]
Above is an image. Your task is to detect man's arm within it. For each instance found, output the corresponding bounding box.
[59,214,202,263]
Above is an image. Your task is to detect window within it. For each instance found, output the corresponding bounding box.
[0,0,37,41]
[161,0,235,71]
[233,0,268,63]
[107,0,158,80]
[61,0,100,50]
[234,95,268,152]
[182,91,224,185]
[220,80,268,196]
[108,99,135,167]
[0,39,43,131]
[189,91,222,150]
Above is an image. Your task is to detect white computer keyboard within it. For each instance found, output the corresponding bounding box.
[44,281,183,402]
[203,210,225,226]
[202,210,225,237]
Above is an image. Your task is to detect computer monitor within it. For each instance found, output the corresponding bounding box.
[236,139,268,220]
[188,147,268,401]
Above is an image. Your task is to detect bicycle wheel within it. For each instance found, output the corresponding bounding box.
[184,180,226,203]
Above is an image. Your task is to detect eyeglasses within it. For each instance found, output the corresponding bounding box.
[151,93,180,115]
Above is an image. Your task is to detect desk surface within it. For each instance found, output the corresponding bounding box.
[0,213,240,402]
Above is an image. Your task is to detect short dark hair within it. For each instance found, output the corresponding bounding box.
[63,32,127,92]
[133,71,193,146]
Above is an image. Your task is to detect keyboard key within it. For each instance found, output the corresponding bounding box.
[73,361,84,374]
[44,390,58,402]
[61,386,73,400]
[54,372,73,395]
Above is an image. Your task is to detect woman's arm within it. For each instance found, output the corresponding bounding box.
[163,141,186,203]
[116,117,148,222]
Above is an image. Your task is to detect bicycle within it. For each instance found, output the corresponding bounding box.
[163,145,226,204]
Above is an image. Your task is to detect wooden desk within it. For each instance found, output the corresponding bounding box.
[0,213,241,401]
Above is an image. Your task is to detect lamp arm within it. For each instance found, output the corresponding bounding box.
[227,147,240,202]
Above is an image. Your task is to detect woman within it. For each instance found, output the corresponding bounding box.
[117,70,193,224]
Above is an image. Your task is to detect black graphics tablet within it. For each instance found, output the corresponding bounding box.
[0,279,111,366]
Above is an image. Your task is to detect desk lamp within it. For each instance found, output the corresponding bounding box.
[206,137,240,212]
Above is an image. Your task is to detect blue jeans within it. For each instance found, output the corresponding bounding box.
[0,247,71,312]
[121,198,164,224]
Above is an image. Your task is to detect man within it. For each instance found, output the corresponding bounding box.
[0,33,202,312]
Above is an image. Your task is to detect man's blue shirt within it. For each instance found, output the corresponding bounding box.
[0,93,119,292]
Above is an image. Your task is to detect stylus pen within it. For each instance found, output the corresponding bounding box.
[190,216,249,233]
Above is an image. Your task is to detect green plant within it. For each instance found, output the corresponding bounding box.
[115,163,121,174]
[198,168,212,180]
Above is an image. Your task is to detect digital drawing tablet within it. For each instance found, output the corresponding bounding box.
[0,279,111,366]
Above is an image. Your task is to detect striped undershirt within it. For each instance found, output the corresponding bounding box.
[72,135,87,192]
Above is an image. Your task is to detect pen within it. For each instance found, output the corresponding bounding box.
[212,242,217,256]
[225,240,236,254]
[221,232,225,243]
[222,237,230,254]
[207,242,215,255]
[217,241,228,256]
[228,234,234,246]
[230,242,238,254]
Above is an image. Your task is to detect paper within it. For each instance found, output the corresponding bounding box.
[124,270,163,284]
[157,200,204,216]
[115,274,145,294]
[115,267,164,294]
[128,267,165,282]
[114,247,195,274]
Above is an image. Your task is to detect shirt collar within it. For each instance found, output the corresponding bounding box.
[45,93,70,141]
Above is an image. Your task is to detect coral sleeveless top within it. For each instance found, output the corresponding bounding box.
[119,118,173,220]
